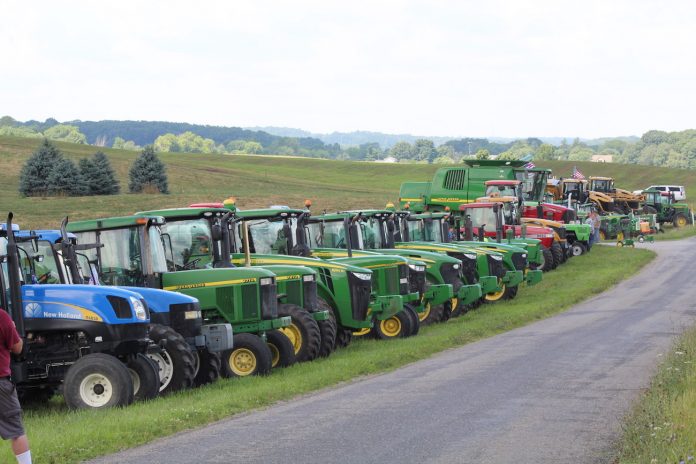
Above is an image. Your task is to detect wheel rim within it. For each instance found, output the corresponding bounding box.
[229,348,257,376]
[279,323,303,355]
[79,373,114,408]
[617,241,623,247]
[147,350,174,392]
[572,245,583,256]
[450,297,459,310]
[485,284,506,302]
[128,368,141,396]
[353,327,371,336]
[267,343,280,368]
[380,317,402,337]
[418,303,431,322]
[677,216,687,227]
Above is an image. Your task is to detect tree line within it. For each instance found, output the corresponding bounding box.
[5,116,696,169]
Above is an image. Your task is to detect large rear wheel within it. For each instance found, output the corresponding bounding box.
[673,213,688,228]
[147,324,196,394]
[278,303,321,362]
[221,333,273,377]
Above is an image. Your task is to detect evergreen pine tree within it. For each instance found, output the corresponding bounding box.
[47,157,88,196]
[18,139,63,196]
[128,146,169,194]
[80,151,120,195]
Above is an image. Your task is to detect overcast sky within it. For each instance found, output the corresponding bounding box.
[2,1,695,138]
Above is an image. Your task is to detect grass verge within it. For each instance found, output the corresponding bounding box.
[1,246,655,463]
[654,224,696,241]
[614,325,696,463]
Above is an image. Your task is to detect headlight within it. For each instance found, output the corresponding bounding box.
[302,274,315,282]
[464,253,477,260]
[184,310,202,320]
[408,264,426,272]
[452,263,460,270]
[491,254,503,261]
[351,272,372,281]
[260,277,274,286]
[130,296,147,321]
[522,254,527,258]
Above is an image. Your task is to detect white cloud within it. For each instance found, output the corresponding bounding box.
[1,0,696,137]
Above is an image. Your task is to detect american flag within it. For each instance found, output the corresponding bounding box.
[572,166,585,179]
[523,161,535,169]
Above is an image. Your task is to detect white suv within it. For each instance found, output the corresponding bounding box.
[634,185,686,201]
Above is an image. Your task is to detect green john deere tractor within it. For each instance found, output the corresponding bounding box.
[140,207,331,364]
[68,215,293,378]
[642,188,693,228]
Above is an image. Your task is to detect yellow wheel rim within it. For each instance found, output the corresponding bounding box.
[380,317,402,337]
[450,297,459,310]
[486,284,506,302]
[677,216,687,227]
[599,230,606,241]
[353,327,371,337]
[267,342,280,368]
[616,241,623,247]
[279,323,303,355]
[617,232,624,241]
[229,348,257,376]
[418,303,431,322]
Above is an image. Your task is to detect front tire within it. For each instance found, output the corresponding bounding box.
[64,353,133,410]
[192,348,222,387]
[372,311,410,339]
[278,303,321,362]
[266,330,297,368]
[674,213,688,228]
[570,241,587,256]
[127,353,160,401]
[316,299,337,358]
[147,324,196,394]
[540,247,554,272]
[402,304,420,337]
[221,333,273,377]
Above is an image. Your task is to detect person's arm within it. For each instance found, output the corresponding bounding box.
[10,338,23,354]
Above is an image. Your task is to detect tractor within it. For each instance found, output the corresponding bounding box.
[67,215,284,378]
[2,213,160,409]
[15,220,231,393]
[588,176,645,214]
[140,206,329,364]
[642,188,693,228]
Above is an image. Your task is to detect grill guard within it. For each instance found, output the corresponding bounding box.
[260,282,278,320]
[450,252,478,284]
[511,252,527,271]
[486,255,506,279]
[440,262,463,293]
[348,272,371,322]
[303,280,318,312]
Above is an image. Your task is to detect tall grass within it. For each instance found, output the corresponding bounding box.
[0,246,655,464]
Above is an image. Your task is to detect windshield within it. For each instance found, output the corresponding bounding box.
[406,218,444,242]
[75,227,154,286]
[461,207,498,232]
[246,217,297,254]
[501,202,517,225]
[515,170,547,201]
[162,219,213,269]
[360,218,383,249]
[591,179,613,192]
[307,220,349,248]
[485,184,519,198]
[17,240,62,284]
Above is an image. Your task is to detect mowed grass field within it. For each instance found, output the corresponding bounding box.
[1,135,695,228]
[0,246,655,464]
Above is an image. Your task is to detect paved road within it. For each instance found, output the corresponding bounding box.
[89,238,696,464]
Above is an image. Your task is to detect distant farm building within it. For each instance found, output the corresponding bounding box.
[592,154,614,163]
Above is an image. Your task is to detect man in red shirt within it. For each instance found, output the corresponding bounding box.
[0,309,32,464]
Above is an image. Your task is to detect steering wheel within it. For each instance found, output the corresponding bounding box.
[182,257,202,270]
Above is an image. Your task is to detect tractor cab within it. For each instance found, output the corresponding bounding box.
[589,177,615,194]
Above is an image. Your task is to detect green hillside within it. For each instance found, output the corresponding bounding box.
[1,135,693,229]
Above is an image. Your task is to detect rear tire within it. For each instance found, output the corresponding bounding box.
[503,285,518,300]
[147,324,196,394]
[266,330,297,368]
[439,299,453,322]
[64,353,133,410]
[192,348,221,387]
[127,354,160,401]
[334,327,353,349]
[673,213,688,228]
[278,303,321,362]
[316,299,337,358]
[221,333,273,377]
